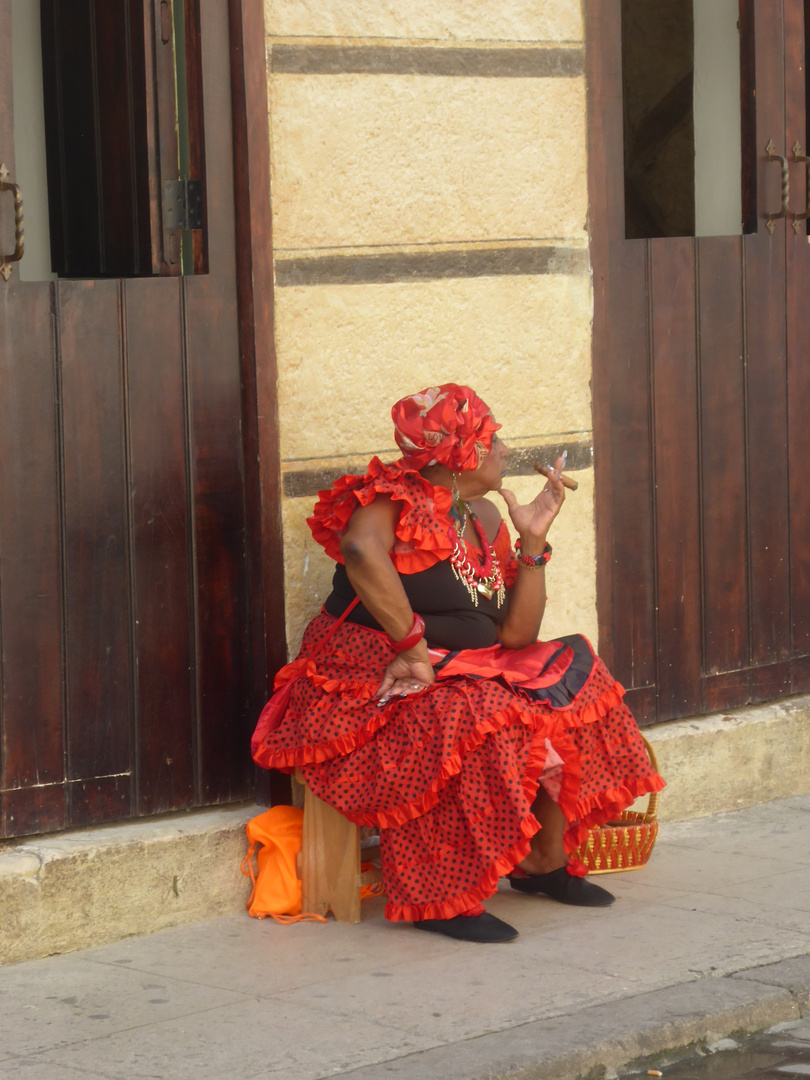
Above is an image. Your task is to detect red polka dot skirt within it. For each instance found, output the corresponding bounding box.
[254,613,665,922]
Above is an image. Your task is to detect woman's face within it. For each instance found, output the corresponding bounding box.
[462,433,509,496]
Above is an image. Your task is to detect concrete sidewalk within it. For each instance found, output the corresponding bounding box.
[0,796,808,1080]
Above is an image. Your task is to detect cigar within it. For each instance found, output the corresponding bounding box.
[533,461,579,491]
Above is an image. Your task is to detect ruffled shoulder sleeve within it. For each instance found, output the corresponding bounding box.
[494,520,519,588]
[307,457,455,574]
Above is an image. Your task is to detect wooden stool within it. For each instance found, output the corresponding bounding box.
[296,770,382,923]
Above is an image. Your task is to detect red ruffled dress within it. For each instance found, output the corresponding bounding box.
[253,459,665,922]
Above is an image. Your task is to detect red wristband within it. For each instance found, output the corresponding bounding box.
[515,539,552,566]
[389,613,425,652]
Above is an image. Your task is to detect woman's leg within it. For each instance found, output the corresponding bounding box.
[515,785,568,875]
[509,783,615,905]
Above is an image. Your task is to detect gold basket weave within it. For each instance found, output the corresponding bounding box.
[573,735,660,874]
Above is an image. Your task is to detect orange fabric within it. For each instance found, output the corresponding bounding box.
[391,383,501,471]
[360,863,385,900]
[240,806,327,924]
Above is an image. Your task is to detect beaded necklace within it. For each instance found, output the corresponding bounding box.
[449,503,505,608]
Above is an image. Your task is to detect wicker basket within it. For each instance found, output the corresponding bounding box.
[573,735,660,874]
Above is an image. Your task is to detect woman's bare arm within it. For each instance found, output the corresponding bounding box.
[493,456,566,648]
[469,497,548,649]
[339,496,435,695]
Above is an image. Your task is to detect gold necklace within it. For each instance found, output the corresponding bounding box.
[449,506,505,607]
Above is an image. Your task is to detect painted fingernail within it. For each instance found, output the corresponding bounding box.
[560,450,568,469]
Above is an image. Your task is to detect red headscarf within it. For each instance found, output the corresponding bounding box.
[391,384,501,472]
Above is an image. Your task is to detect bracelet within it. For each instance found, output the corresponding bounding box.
[388,613,426,652]
[515,539,552,567]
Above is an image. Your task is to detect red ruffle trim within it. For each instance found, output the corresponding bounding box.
[379,682,651,921]
[383,711,559,921]
[322,698,558,830]
[539,677,626,730]
[385,814,539,922]
[256,648,658,921]
[252,676,388,774]
[261,658,624,770]
[257,665,619,822]
[384,743,661,923]
[307,457,455,574]
[563,773,667,855]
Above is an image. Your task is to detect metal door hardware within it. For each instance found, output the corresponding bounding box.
[163,179,203,231]
[0,163,25,282]
[792,141,809,234]
[765,140,790,234]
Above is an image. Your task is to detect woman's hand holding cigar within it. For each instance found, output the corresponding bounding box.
[534,455,578,491]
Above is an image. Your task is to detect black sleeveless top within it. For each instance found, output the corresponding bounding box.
[324,560,507,651]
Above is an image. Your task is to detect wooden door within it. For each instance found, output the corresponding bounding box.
[0,0,279,838]
[588,0,810,725]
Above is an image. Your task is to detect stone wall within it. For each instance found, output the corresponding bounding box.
[263,0,597,654]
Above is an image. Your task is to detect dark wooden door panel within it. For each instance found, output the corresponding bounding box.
[746,1,792,668]
[703,669,751,713]
[0,0,274,838]
[650,238,702,721]
[3,787,66,838]
[750,659,793,702]
[59,282,134,819]
[791,654,810,693]
[125,276,196,816]
[785,2,810,661]
[589,0,808,724]
[0,0,66,837]
[0,286,65,835]
[69,777,132,830]
[604,244,658,702]
[187,0,252,805]
[187,276,252,804]
[589,2,657,718]
[697,238,748,680]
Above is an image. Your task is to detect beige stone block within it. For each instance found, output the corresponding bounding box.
[283,496,339,655]
[276,273,593,461]
[0,807,258,966]
[269,74,587,249]
[498,468,597,645]
[644,695,810,823]
[264,1,583,44]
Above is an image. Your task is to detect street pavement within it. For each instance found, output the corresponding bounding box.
[0,794,808,1080]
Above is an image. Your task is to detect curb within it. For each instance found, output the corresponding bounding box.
[0,804,260,966]
[330,955,810,1080]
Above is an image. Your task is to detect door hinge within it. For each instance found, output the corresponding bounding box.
[163,180,203,230]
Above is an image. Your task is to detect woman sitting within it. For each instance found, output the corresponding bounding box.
[253,384,664,943]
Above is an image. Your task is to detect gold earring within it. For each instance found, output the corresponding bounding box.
[451,473,466,532]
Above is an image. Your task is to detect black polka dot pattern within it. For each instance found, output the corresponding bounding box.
[258,613,664,922]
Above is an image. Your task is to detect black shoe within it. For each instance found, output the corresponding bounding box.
[413,912,518,942]
[508,866,615,907]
